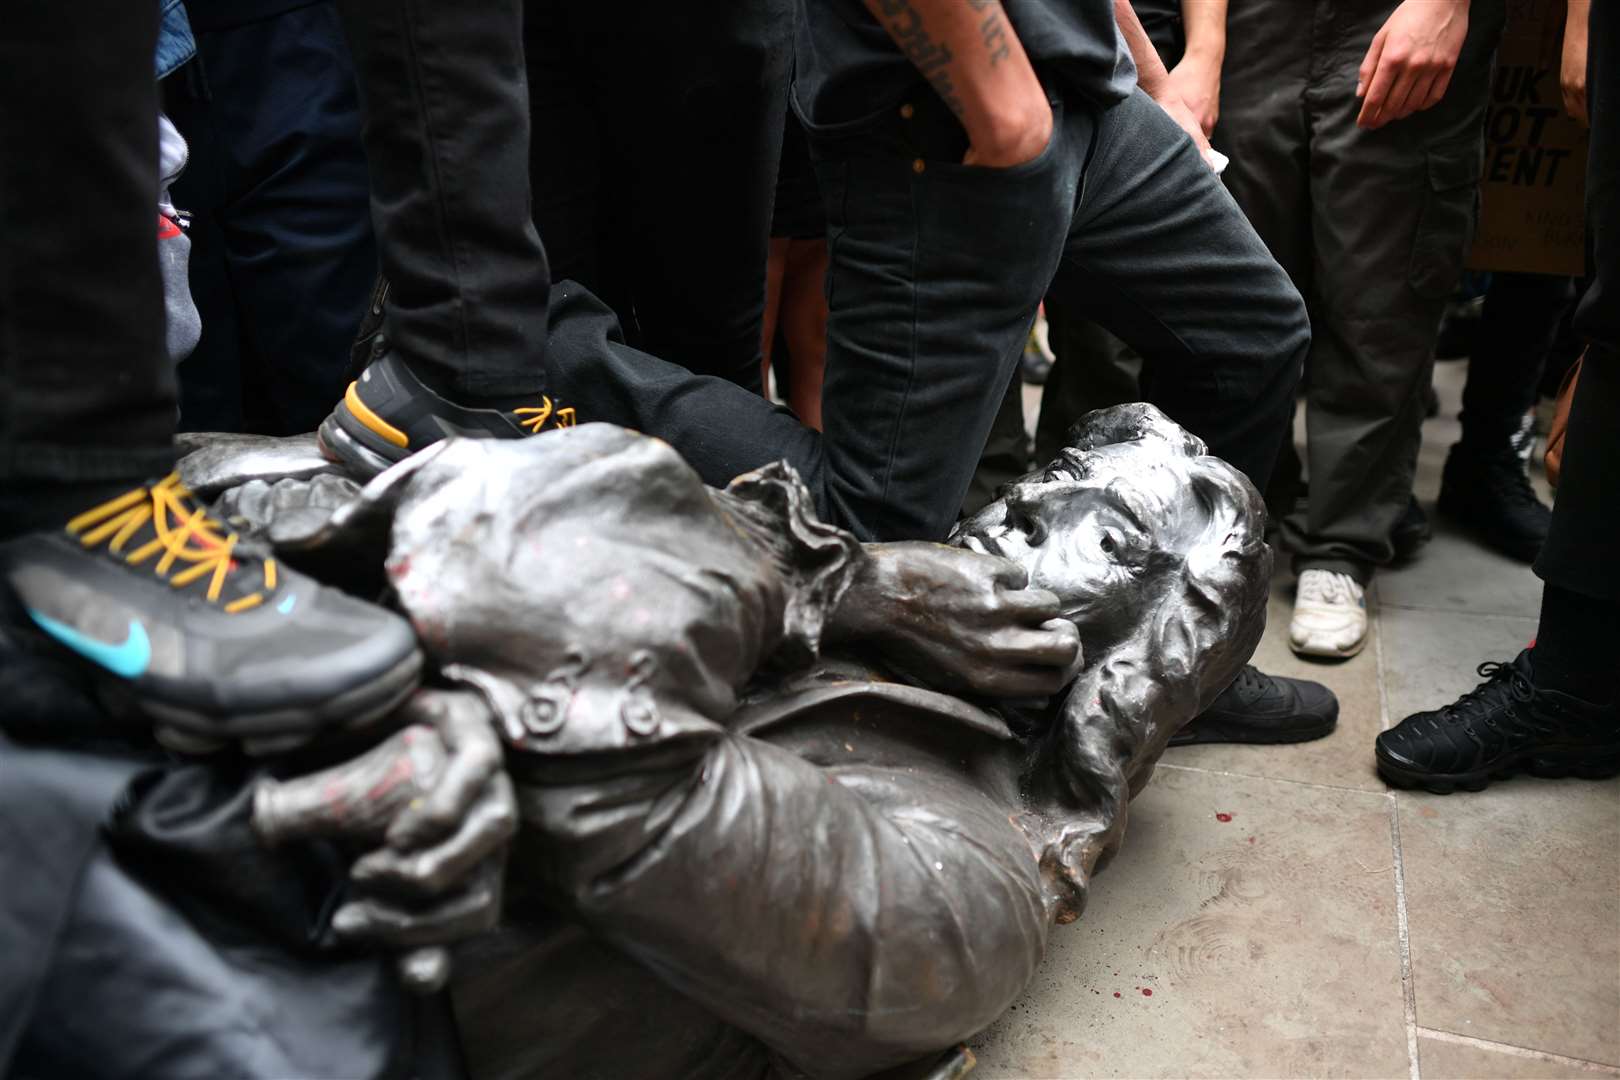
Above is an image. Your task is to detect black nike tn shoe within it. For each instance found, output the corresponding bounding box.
[318,349,577,479]
[0,473,422,752]
[1376,650,1620,794]
[1171,665,1339,746]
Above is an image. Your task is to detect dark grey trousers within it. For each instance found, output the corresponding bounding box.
[1217,0,1505,582]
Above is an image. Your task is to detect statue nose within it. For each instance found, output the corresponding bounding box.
[1004,492,1047,546]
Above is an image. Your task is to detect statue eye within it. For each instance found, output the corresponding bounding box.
[1099,531,1118,556]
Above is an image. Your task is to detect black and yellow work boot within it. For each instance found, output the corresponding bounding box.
[318,349,577,479]
[0,473,422,753]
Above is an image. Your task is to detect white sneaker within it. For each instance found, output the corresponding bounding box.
[1290,569,1368,658]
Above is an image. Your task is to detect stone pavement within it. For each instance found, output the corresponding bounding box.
[970,362,1620,1078]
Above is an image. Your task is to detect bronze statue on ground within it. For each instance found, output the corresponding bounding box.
[224,403,1268,1079]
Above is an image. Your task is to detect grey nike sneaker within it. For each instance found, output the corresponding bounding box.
[0,473,422,753]
[318,349,576,478]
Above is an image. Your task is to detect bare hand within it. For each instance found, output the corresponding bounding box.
[252,689,516,993]
[1151,90,1219,170]
[1356,0,1469,129]
[1165,51,1222,136]
[1562,2,1589,125]
[829,543,1083,699]
[963,98,1054,169]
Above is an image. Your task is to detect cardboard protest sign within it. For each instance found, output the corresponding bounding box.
[1467,0,1588,276]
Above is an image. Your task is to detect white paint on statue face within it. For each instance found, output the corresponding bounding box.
[954,442,1213,625]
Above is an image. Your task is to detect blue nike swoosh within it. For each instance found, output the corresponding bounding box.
[26,608,152,679]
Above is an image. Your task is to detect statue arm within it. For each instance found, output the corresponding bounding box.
[825,543,1083,700]
[716,463,1081,699]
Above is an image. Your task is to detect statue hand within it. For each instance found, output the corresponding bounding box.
[252,689,516,993]
[831,543,1082,699]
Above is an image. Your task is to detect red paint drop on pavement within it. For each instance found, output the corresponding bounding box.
[1247,835,1256,844]
[1141,988,1153,997]
[1113,992,1121,998]
[1215,812,1233,822]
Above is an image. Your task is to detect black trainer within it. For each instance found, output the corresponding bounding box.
[1437,442,1551,563]
[1171,665,1339,746]
[1376,650,1620,794]
[0,473,422,752]
[318,348,577,479]
[1390,496,1433,562]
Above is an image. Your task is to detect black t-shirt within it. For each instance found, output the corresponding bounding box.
[793,0,1137,124]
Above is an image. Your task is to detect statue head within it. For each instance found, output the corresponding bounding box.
[951,403,1268,681]
[953,405,1272,918]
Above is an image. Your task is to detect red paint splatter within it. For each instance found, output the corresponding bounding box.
[1113,992,1121,998]
[1141,988,1153,997]
[1247,835,1256,844]
[1215,812,1233,822]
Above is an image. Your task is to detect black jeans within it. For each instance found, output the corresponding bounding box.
[549,84,1307,542]
[332,0,550,401]
[1459,272,1576,453]
[524,0,792,393]
[1537,0,1620,602]
[167,2,378,436]
[0,0,174,487]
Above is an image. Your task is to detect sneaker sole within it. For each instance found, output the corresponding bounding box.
[319,407,405,481]
[1169,713,1338,747]
[139,647,423,755]
[1289,630,1368,659]
[1376,746,1620,795]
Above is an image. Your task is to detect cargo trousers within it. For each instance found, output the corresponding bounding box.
[1217,0,1505,582]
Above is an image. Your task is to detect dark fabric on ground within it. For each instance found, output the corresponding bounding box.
[0,730,420,1080]
[166,1,377,436]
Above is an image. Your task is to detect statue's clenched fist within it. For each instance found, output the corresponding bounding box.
[253,689,516,993]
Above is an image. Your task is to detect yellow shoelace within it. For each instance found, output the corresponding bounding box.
[514,396,578,434]
[66,473,277,614]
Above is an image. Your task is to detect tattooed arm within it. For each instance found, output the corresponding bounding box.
[861,0,1052,167]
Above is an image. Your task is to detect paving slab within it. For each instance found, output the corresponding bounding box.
[1165,572,1385,792]
[1379,361,1553,619]
[1377,606,1539,727]
[1419,1034,1620,1079]
[1378,519,1546,619]
[970,767,1408,1078]
[1399,780,1620,1066]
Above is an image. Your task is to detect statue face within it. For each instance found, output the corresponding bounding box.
[951,442,1212,628]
